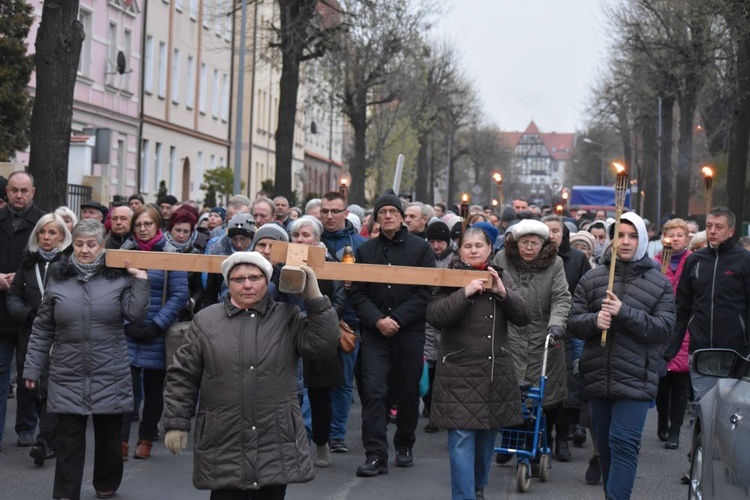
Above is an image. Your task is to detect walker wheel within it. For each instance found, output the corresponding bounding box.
[539,453,550,482]
[516,461,531,492]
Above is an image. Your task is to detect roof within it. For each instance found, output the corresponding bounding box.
[317,0,343,30]
[498,121,575,161]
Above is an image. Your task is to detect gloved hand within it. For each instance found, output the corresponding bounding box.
[143,323,162,340]
[164,430,188,455]
[299,265,322,300]
[548,325,566,340]
[573,358,580,376]
[124,322,141,338]
[26,308,37,325]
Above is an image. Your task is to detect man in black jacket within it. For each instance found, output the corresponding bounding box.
[350,189,436,477]
[0,171,46,450]
[668,207,750,401]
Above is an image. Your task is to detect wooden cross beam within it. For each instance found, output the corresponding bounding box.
[105,242,491,289]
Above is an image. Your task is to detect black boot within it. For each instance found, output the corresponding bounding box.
[585,456,601,485]
[573,425,587,446]
[657,412,669,442]
[555,439,571,462]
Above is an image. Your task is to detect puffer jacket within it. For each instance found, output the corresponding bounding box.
[493,237,571,407]
[427,261,531,429]
[568,249,676,401]
[424,247,455,362]
[654,249,691,373]
[23,256,150,414]
[162,293,339,490]
[669,237,750,357]
[121,236,189,370]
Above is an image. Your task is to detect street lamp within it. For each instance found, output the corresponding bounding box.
[582,137,605,186]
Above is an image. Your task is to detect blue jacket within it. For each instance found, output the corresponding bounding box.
[321,220,366,328]
[122,236,190,370]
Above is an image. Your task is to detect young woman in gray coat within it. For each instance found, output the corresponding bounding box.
[23,219,150,500]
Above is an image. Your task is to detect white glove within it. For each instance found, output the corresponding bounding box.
[164,430,188,455]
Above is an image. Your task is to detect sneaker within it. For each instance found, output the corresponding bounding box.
[30,444,46,467]
[17,433,35,447]
[665,434,679,450]
[680,471,690,484]
[356,457,388,477]
[555,440,571,462]
[329,439,348,453]
[315,443,331,467]
[585,456,601,485]
[572,425,587,447]
[395,448,414,467]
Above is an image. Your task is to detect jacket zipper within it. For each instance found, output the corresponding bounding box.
[710,252,718,348]
[490,300,497,382]
[240,310,246,487]
[442,348,467,364]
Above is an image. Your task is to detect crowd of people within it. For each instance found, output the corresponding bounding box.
[1,169,750,500]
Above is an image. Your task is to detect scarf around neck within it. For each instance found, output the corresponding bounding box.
[135,230,164,252]
[69,251,105,282]
[38,248,60,262]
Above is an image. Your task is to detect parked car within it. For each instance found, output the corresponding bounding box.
[689,348,750,499]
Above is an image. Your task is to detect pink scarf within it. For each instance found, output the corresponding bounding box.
[135,230,164,252]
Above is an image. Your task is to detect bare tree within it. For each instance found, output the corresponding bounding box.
[28,0,83,211]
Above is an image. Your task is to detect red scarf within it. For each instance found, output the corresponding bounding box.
[135,230,164,252]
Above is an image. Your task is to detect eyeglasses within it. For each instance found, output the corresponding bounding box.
[134,221,155,229]
[377,208,400,216]
[229,275,265,285]
[320,209,345,216]
[519,239,543,249]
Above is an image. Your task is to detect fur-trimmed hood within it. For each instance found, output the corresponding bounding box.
[50,253,128,281]
[504,234,559,271]
[18,246,71,269]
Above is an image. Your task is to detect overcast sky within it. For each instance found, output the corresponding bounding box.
[438,0,610,134]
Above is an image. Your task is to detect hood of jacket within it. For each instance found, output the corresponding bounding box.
[608,211,649,262]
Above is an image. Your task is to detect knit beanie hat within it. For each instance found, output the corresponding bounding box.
[471,221,499,245]
[221,251,273,284]
[251,223,289,250]
[570,231,596,252]
[210,206,227,221]
[226,213,256,238]
[159,195,178,206]
[373,189,404,217]
[426,221,451,243]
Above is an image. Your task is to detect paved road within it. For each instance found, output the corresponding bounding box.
[1,396,691,499]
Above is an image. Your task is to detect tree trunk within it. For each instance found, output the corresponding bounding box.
[274,53,299,199]
[414,133,429,202]
[660,96,675,219]
[727,29,750,223]
[674,90,697,218]
[641,110,658,223]
[27,0,83,212]
[347,88,368,205]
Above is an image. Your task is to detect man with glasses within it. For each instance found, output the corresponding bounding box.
[0,171,46,450]
[350,189,436,477]
[319,192,367,454]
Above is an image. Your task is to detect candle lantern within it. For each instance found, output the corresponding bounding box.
[460,194,470,230]
[492,172,504,209]
[660,237,673,275]
[701,166,714,215]
[339,178,349,203]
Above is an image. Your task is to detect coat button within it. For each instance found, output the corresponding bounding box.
[489,315,493,318]
[253,482,258,487]
[250,366,255,370]
[251,426,256,431]
[487,336,491,339]
[488,356,492,360]
[250,313,255,317]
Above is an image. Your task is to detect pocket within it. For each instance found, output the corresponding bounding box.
[195,410,209,451]
[441,348,467,364]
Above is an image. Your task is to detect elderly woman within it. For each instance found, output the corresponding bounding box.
[7,214,71,466]
[54,206,78,234]
[428,227,530,500]
[162,252,339,500]
[655,218,692,450]
[492,219,571,467]
[568,212,675,500]
[120,205,189,460]
[288,216,345,467]
[22,220,149,500]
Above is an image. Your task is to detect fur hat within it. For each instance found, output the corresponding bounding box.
[373,189,404,217]
[251,223,289,250]
[221,251,273,284]
[510,219,549,242]
[426,220,451,243]
[227,213,256,238]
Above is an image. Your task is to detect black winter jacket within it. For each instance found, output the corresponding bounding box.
[350,226,436,335]
[568,253,676,401]
[668,238,750,357]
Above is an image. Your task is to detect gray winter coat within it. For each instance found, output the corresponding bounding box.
[23,257,150,415]
[427,261,531,429]
[162,293,339,491]
[493,238,571,407]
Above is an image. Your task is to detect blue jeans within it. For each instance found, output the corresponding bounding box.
[589,399,650,500]
[0,336,15,445]
[330,338,359,441]
[448,429,497,500]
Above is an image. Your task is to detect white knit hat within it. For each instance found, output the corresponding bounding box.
[221,251,273,284]
[510,219,549,241]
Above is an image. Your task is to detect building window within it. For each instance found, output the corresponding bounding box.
[202,0,209,29]
[155,142,163,194]
[141,139,151,193]
[210,154,216,170]
[144,35,154,93]
[123,28,132,91]
[171,48,181,104]
[107,22,118,87]
[117,138,126,187]
[175,0,183,12]
[197,151,204,185]
[212,69,219,118]
[158,42,167,99]
[186,56,195,110]
[221,73,229,122]
[199,63,207,113]
[189,0,198,20]
[77,8,92,77]
[169,146,176,193]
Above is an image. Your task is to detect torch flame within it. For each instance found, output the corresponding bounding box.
[701,166,714,178]
[461,193,469,203]
[491,199,498,207]
[340,178,348,186]
[562,191,569,200]
[663,237,671,247]
[612,162,626,174]
[493,173,502,183]
[555,204,564,213]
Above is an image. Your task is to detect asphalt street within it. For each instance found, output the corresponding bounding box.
[1,395,691,499]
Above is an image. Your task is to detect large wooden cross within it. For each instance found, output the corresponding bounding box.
[105,242,491,289]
